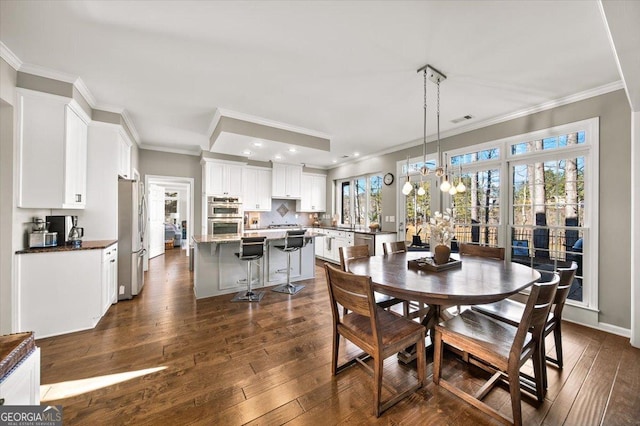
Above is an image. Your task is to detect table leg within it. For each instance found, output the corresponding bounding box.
[397,304,453,364]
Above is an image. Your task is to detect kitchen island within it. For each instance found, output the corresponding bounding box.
[192,231,316,299]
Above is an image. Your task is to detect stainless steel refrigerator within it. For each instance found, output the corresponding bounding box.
[118,178,146,300]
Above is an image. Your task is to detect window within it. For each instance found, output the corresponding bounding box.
[411,118,597,309]
[338,174,383,227]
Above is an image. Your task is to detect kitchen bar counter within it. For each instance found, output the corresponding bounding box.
[15,239,117,254]
[247,226,396,236]
[192,233,316,299]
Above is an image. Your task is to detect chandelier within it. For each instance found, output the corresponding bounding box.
[403,65,465,196]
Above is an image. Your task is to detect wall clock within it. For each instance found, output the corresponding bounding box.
[383,173,394,186]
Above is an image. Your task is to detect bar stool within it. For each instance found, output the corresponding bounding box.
[272,229,307,295]
[232,236,267,302]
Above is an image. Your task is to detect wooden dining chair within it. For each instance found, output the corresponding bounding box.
[433,273,559,426]
[382,240,407,255]
[324,263,426,417]
[472,262,578,377]
[456,243,506,314]
[339,245,408,314]
[459,243,505,260]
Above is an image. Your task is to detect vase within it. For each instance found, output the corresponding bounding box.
[412,235,422,246]
[433,244,451,265]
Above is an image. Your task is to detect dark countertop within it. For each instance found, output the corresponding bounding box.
[16,239,118,254]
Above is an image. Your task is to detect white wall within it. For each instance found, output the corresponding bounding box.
[632,110,640,347]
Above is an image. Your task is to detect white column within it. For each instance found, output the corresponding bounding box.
[631,111,640,348]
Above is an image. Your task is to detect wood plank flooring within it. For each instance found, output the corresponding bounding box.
[37,248,640,425]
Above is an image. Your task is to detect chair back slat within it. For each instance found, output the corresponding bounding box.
[552,262,578,318]
[339,245,370,272]
[239,236,266,258]
[324,264,376,318]
[459,243,505,260]
[383,241,407,255]
[511,273,559,356]
[283,229,307,250]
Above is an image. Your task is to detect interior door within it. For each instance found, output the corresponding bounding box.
[148,184,165,259]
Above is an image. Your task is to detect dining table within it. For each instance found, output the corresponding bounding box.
[348,251,541,363]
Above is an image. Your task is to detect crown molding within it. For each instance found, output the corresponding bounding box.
[208,107,331,140]
[73,77,97,107]
[138,143,201,157]
[0,42,22,71]
[120,110,140,146]
[436,80,625,141]
[330,80,625,170]
[18,62,77,83]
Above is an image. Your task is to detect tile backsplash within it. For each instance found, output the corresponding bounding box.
[246,199,320,228]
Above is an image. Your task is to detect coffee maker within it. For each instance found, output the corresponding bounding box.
[47,215,83,246]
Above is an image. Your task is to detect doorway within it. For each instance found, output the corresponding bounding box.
[143,175,194,271]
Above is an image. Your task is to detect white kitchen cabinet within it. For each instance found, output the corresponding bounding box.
[203,159,244,196]
[118,133,132,178]
[296,173,326,212]
[17,248,107,338]
[0,348,40,405]
[315,229,353,263]
[242,167,272,211]
[271,163,302,199]
[16,89,90,209]
[101,243,118,316]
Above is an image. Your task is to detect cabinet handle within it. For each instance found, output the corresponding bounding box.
[106,251,111,255]
[111,259,116,263]
[76,194,82,202]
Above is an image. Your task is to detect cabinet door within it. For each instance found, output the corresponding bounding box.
[118,134,131,178]
[207,162,226,195]
[64,106,88,208]
[256,169,272,210]
[312,175,327,211]
[298,174,313,211]
[285,165,302,198]
[242,168,258,210]
[226,164,243,196]
[272,164,287,198]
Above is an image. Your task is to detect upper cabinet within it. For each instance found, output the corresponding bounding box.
[118,133,132,179]
[17,89,90,209]
[296,173,327,212]
[271,163,302,199]
[242,167,272,211]
[202,159,244,196]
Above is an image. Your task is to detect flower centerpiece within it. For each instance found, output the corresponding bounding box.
[429,208,455,264]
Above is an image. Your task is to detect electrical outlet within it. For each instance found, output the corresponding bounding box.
[119,285,125,295]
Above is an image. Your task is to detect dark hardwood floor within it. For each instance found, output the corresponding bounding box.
[37,248,640,425]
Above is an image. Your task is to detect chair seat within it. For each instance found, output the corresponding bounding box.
[341,308,425,347]
[234,253,263,261]
[274,245,301,252]
[437,310,532,368]
[472,299,556,330]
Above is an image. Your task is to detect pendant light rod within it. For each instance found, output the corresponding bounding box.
[416,64,446,176]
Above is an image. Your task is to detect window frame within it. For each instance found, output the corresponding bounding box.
[336,172,384,227]
[436,117,599,310]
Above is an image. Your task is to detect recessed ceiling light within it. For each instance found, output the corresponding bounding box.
[332,159,337,163]
[242,149,252,156]
[288,148,297,153]
[354,152,360,157]
[274,154,282,160]
[252,141,262,147]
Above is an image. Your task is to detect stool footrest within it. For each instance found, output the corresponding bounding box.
[232,291,265,302]
[272,283,305,295]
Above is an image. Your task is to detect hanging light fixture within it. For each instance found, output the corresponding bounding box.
[455,163,466,193]
[401,156,413,195]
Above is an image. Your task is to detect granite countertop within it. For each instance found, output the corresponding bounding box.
[16,239,118,254]
[193,231,316,244]
[249,225,395,235]
[0,331,35,380]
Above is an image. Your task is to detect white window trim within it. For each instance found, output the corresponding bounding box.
[337,173,384,227]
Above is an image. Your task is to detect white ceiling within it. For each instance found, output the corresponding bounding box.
[0,1,628,168]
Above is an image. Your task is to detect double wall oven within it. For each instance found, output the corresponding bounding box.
[207,196,243,236]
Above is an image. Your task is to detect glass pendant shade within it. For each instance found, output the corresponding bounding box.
[456,181,466,193]
[417,185,426,196]
[402,180,413,195]
[448,185,458,195]
[439,178,451,192]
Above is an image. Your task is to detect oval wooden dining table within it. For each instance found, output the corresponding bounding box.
[348,251,540,363]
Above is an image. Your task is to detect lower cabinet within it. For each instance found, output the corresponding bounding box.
[0,348,40,405]
[17,244,117,339]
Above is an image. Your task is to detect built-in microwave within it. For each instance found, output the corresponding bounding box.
[207,218,243,236]
[207,196,242,218]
